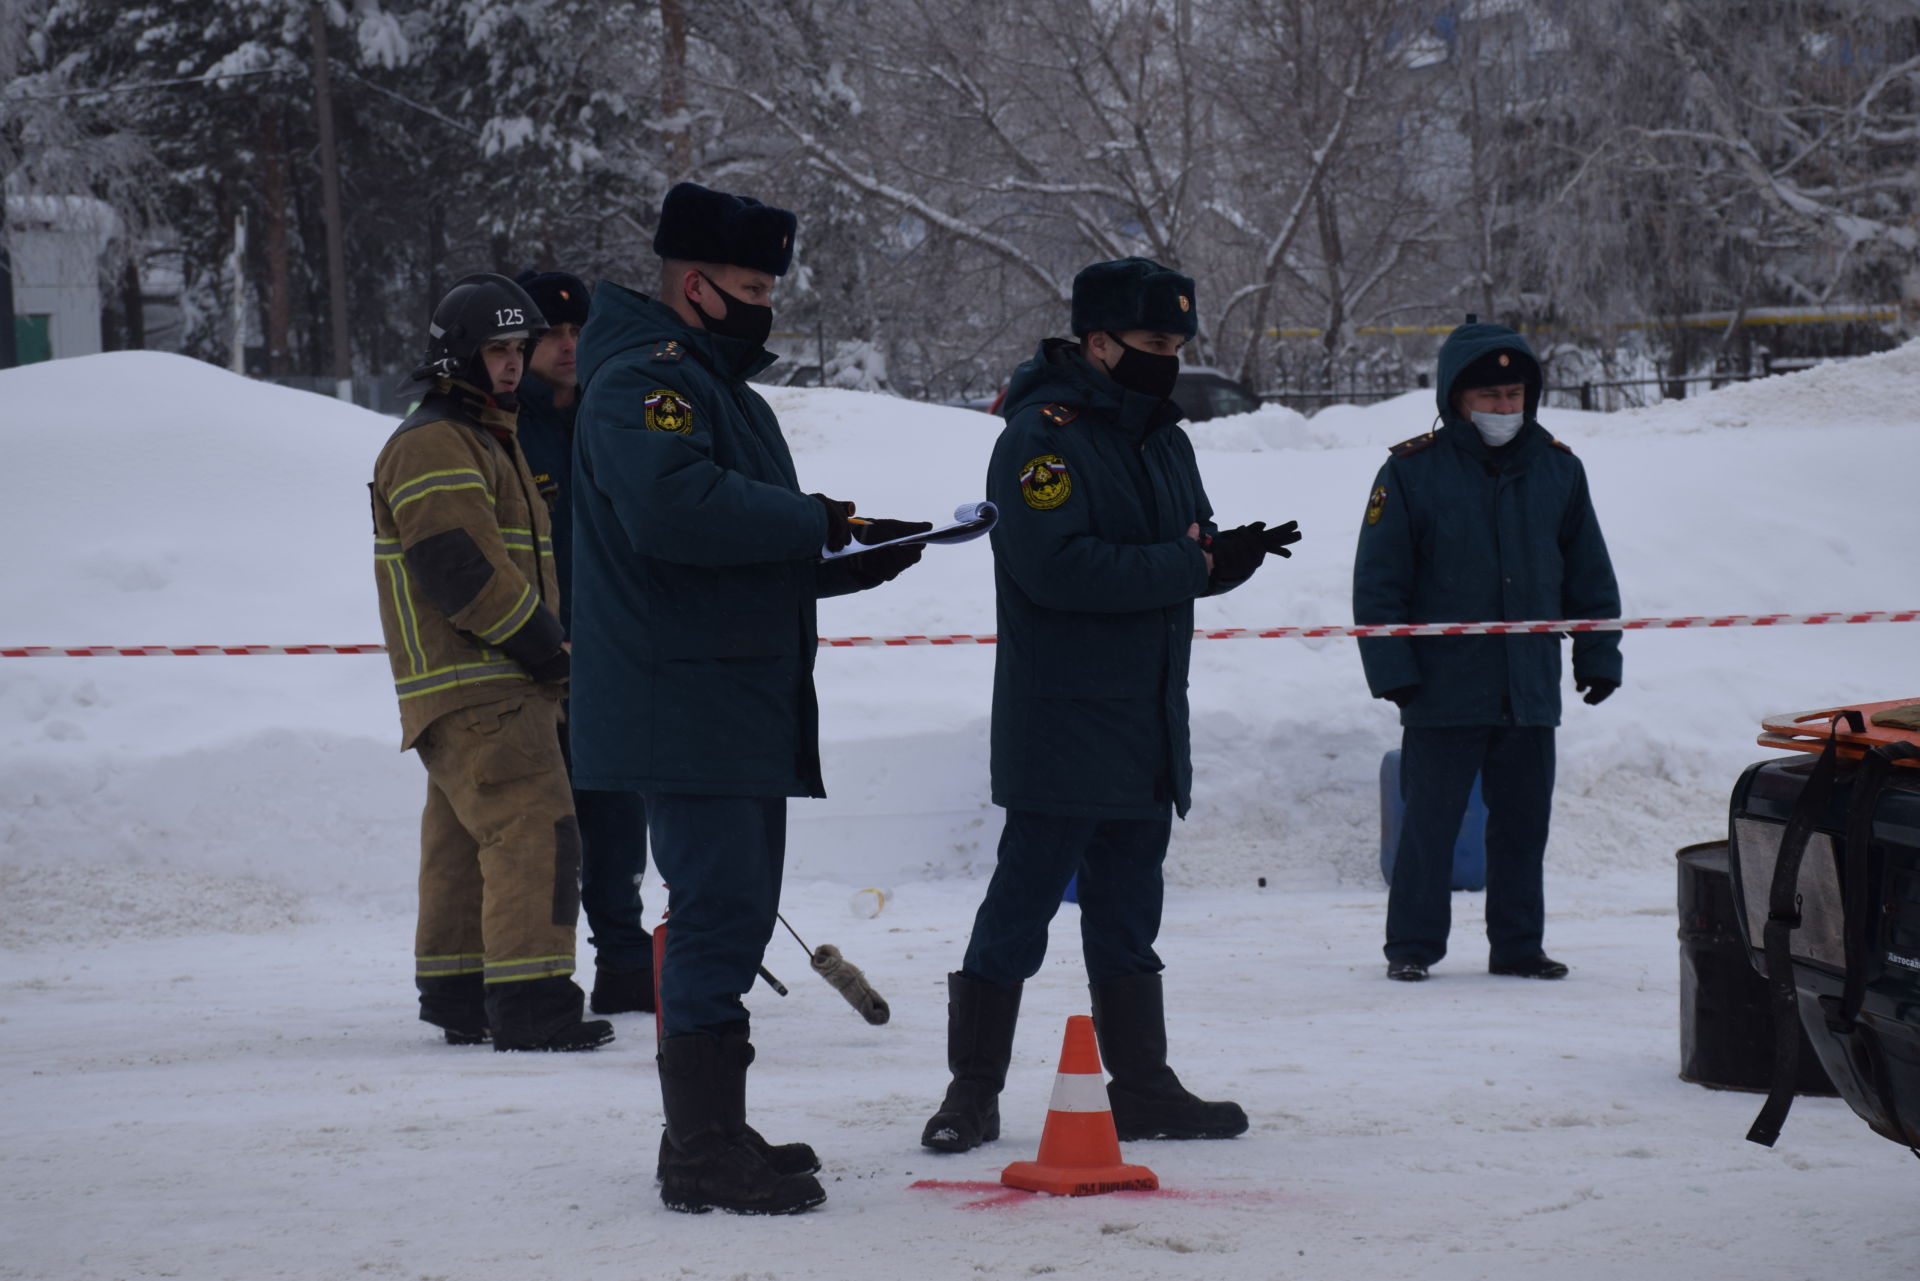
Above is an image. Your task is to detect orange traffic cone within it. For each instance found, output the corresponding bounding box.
[1001,1014,1158,1196]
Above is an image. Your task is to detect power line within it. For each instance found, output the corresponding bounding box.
[336,68,479,138]
[3,62,480,139]
[1,66,290,103]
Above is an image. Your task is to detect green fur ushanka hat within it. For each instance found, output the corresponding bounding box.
[651,181,798,277]
[1070,257,1198,338]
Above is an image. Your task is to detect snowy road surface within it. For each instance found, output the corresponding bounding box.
[7,877,1917,1281]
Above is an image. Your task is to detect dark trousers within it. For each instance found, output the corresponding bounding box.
[961,809,1172,990]
[559,717,650,971]
[644,793,786,1038]
[1386,725,1556,968]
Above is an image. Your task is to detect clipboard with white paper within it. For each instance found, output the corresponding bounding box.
[821,501,998,560]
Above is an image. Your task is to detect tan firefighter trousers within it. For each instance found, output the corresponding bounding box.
[412,690,582,996]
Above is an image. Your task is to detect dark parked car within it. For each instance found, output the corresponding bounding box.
[975,366,1262,421]
[1173,368,1261,422]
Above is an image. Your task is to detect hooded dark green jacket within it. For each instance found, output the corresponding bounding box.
[987,339,1250,821]
[1351,322,1622,727]
[567,283,871,796]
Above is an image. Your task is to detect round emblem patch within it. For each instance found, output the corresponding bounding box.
[643,388,694,434]
[1019,454,1072,511]
[1365,485,1388,526]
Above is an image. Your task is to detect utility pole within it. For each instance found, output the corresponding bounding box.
[661,0,692,181]
[309,2,353,402]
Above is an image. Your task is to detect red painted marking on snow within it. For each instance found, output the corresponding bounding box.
[909,1178,1292,1210]
[909,1179,1034,1210]
[5,612,1918,656]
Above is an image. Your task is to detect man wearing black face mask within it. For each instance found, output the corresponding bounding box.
[921,257,1302,1155]
[569,182,927,1216]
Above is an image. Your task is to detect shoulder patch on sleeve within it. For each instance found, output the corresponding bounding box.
[1018,454,1072,510]
[1365,484,1388,526]
[1039,402,1080,428]
[643,388,695,434]
[1388,432,1436,458]
[1550,437,1574,454]
[650,340,685,362]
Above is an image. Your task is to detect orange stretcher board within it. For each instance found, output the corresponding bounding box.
[1758,698,1920,765]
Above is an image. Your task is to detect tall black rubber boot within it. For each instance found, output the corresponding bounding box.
[921,972,1023,1153]
[1090,972,1247,1141]
[721,1026,822,1175]
[656,1034,826,1216]
[656,1026,822,1179]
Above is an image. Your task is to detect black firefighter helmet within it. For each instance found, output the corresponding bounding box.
[410,272,549,384]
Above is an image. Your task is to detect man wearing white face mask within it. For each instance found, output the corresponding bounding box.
[1352,316,1622,984]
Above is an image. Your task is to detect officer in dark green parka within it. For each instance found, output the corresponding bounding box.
[570,182,927,1217]
[923,258,1303,1156]
[1353,318,1621,984]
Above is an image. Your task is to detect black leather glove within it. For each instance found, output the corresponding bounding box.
[851,517,934,546]
[851,542,925,585]
[524,644,571,685]
[1206,523,1270,582]
[811,493,854,552]
[1259,519,1303,558]
[1577,677,1618,706]
[1383,685,1418,708]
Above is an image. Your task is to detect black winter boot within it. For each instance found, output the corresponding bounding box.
[487,975,614,1052]
[654,1026,821,1179]
[720,1026,821,1175]
[590,961,656,1014]
[1090,973,1247,1141]
[656,1034,826,1215]
[418,971,488,1044]
[921,972,1022,1153]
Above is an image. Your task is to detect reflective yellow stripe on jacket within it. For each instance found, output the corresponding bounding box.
[375,538,429,676]
[388,467,493,514]
[475,584,538,646]
[394,661,529,702]
[498,527,555,558]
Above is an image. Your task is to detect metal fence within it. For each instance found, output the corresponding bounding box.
[255,372,415,416]
[1261,356,1841,417]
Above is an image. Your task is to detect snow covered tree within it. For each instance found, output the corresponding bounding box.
[1,0,163,351]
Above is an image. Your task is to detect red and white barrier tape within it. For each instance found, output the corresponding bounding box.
[5,611,1917,657]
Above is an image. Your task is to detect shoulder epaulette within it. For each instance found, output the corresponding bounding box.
[1549,437,1574,455]
[1389,432,1436,458]
[650,339,686,363]
[1038,402,1080,428]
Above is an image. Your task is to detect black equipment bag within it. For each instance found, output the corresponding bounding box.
[1725,721,1920,1155]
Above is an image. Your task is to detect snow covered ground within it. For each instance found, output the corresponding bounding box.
[3,346,1918,1279]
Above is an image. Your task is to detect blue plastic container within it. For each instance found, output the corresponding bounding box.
[1378,749,1488,891]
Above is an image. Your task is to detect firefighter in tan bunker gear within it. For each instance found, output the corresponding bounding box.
[371,272,612,1052]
